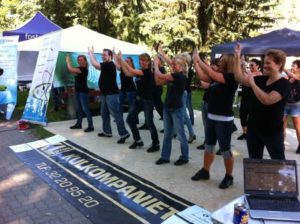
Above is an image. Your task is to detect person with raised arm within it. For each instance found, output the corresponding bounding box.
[66,54,94,132]
[192,49,238,189]
[153,55,189,165]
[232,43,291,159]
[88,46,130,144]
[116,51,160,152]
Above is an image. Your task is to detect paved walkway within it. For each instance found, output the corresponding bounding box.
[45,111,300,211]
[0,121,93,224]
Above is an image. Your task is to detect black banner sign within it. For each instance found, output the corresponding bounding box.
[10,136,193,224]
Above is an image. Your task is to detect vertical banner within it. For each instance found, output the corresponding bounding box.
[0,36,19,120]
[21,33,61,126]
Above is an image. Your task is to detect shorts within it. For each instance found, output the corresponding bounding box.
[284,103,300,117]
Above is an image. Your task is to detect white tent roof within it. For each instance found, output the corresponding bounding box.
[18,24,147,54]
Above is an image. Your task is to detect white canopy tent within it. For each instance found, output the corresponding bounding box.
[17,25,147,81]
[18,24,147,54]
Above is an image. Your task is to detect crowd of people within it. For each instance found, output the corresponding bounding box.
[65,43,300,189]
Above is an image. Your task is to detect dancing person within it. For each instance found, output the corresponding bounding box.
[237,58,262,140]
[66,54,94,132]
[154,55,189,165]
[117,52,160,152]
[158,48,196,143]
[197,58,219,150]
[88,47,130,143]
[233,43,291,159]
[192,49,238,189]
[283,60,300,154]
[114,55,137,121]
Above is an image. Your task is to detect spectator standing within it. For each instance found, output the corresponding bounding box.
[283,60,300,154]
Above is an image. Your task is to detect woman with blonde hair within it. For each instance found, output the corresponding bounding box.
[154,55,189,165]
[192,50,238,189]
[117,52,160,152]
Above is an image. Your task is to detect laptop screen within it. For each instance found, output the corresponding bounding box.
[244,159,299,197]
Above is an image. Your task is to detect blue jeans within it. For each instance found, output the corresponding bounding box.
[100,94,129,137]
[119,91,138,123]
[205,118,233,152]
[161,107,189,161]
[186,91,194,125]
[247,128,285,159]
[182,91,195,137]
[127,98,159,145]
[75,92,93,128]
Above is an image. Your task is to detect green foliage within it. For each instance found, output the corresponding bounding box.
[0,0,40,30]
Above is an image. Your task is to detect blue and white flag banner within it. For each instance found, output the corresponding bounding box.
[0,36,19,120]
[22,32,61,126]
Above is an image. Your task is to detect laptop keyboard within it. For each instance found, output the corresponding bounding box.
[248,197,300,211]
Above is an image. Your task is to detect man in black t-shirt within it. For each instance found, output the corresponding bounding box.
[88,47,130,144]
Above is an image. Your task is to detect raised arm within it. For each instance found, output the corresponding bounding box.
[158,45,173,68]
[88,46,101,70]
[248,75,283,105]
[192,49,212,83]
[113,48,121,70]
[153,56,173,85]
[232,43,250,86]
[66,54,81,74]
[118,51,144,76]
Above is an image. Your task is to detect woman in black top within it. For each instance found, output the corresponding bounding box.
[192,50,238,189]
[66,54,94,132]
[233,43,291,160]
[117,52,159,152]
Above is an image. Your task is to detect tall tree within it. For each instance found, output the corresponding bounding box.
[39,0,77,28]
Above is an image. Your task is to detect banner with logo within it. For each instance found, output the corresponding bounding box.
[10,135,193,224]
[21,33,61,125]
[0,36,19,120]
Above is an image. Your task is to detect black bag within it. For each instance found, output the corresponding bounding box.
[287,81,300,103]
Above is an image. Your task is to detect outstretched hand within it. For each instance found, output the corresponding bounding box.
[65,54,70,63]
[192,48,200,62]
[235,43,241,57]
[88,46,94,53]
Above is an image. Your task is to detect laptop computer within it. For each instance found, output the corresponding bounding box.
[243,158,300,222]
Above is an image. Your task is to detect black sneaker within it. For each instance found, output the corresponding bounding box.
[216,149,222,155]
[174,159,188,166]
[160,129,164,133]
[188,135,196,144]
[237,133,246,140]
[197,143,205,150]
[84,127,94,132]
[219,174,233,189]
[296,145,300,154]
[147,144,160,152]
[191,168,209,181]
[70,124,81,129]
[97,132,112,137]
[129,141,144,149]
[155,158,170,165]
[117,133,130,144]
[138,124,148,130]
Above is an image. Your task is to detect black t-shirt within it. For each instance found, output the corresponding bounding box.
[165,72,186,109]
[248,76,291,135]
[135,69,154,100]
[120,69,136,92]
[207,72,238,116]
[75,67,89,93]
[99,61,119,95]
[153,67,166,93]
